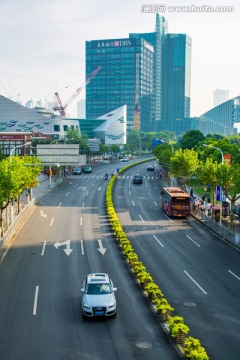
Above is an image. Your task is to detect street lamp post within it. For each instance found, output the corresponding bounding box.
[203,144,224,225]
[202,144,224,165]
[10,142,32,162]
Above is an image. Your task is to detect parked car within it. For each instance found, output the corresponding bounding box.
[133,174,143,184]
[83,166,92,173]
[81,273,117,318]
[147,165,155,171]
[73,167,81,175]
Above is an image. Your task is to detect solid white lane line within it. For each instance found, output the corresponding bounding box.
[132,200,135,206]
[184,270,207,295]
[228,270,240,281]
[81,240,84,255]
[58,202,62,208]
[50,217,54,227]
[186,235,201,247]
[66,192,70,197]
[139,214,144,222]
[33,286,39,315]
[153,235,164,247]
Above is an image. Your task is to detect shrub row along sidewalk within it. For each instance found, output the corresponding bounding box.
[105,165,209,360]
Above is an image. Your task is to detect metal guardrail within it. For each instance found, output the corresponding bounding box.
[191,209,240,249]
[50,178,64,189]
[0,198,38,255]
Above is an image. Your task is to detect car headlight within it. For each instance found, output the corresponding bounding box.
[108,302,116,309]
[83,303,90,309]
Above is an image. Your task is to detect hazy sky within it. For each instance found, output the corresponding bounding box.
[0,0,239,118]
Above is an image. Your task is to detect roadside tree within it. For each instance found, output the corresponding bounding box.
[170,149,199,190]
[216,164,240,228]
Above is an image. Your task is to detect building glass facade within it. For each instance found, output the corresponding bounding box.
[162,34,191,133]
[86,15,191,135]
[86,38,154,131]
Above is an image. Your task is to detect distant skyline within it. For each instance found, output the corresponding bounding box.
[0,0,239,119]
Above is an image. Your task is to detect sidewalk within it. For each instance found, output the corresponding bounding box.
[189,195,240,250]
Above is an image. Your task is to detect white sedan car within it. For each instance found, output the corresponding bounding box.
[81,273,117,318]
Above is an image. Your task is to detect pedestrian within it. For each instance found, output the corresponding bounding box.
[206,202,212,216]
[190,188,193,197]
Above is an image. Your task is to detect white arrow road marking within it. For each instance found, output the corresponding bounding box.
[33,286,39,315]
[50,218,54,227]
[97,240,107,255]
[54,240,73,256]
[81,240,84,255]
[184,270,207,294]
[40,210,47,218]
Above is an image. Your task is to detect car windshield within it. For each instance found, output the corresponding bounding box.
[86,283,112,294]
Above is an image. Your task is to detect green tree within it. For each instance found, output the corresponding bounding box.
[196,158,220,202]
[181,130,205,150]
[65,128,81,143]
[0,156,42,236]
[216,164,240,228]
[170,149,199,190]
[153,143,173,172]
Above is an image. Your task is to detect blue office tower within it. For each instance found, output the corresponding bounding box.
[86,14,192,135]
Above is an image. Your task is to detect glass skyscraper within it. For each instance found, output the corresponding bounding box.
[86,37,154,131]
[86,14,192,135]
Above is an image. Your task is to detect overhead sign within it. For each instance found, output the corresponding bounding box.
[89,138,100,152]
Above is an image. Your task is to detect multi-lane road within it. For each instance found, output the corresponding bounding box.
[0,160,239,360]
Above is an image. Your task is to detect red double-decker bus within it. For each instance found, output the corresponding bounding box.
[160,187,190,217]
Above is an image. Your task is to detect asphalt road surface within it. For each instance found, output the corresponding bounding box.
[0,162,182,360]
[113,161,240,360]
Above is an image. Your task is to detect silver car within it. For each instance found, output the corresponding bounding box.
[81,273,117,318]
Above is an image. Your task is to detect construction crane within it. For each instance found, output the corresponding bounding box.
[53,65,102,117]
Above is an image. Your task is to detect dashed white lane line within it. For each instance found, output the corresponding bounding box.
[33,286,39,315]
[153,234,164,248]
[228,270,240,281]
[41,241,47,256]
[186,235,201,247]
[184,270,207,295]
